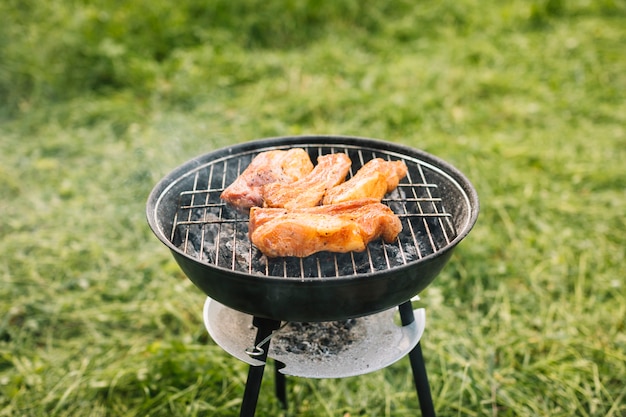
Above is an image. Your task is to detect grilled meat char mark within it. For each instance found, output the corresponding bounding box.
[220,148,314,212]
[262,153,352,209]
[323,158,408,205]
[249,199,402,258]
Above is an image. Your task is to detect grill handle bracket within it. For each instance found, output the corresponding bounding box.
[245,320,288,358]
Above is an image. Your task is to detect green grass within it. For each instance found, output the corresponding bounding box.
[1,0,625,416]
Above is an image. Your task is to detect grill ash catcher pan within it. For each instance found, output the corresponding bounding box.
[146,135,479,322]
[203,295,426,379]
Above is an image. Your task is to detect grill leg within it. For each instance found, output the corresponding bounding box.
[399,301,436,417]
[239,317,282,417]
[274,361,287,409]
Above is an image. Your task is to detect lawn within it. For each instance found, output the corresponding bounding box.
[1,0,625,416]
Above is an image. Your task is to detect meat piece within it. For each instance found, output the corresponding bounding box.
[262,153,352,209]
[323,158,408,205]
[252,211,365,257]
[220,148,313,212]
[249,199,402,257]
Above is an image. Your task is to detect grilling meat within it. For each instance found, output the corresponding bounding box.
[323,158,408,205]
[249,199,402,257]
[262,153,352,209]
[220,148,313,211]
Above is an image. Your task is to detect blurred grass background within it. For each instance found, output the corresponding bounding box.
[1,0,625,416]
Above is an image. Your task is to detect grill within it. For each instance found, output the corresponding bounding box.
[147,135,479,416]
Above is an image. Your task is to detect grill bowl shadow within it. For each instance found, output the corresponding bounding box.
[147,135,479,322]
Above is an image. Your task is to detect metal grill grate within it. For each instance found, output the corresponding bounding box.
[169,144,458,279]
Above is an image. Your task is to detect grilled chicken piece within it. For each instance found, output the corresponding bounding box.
[262,153,351,209]
[249,198,402,257]
[220,148,313,212]
[323,158,408,205]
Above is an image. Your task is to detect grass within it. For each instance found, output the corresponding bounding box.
[1,0,625,416]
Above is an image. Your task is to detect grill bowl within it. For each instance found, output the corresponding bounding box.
[147,135,479,321]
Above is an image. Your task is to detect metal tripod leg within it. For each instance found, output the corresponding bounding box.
[274,360,287,409]
[398,301,436,417]
[239,317,282,417]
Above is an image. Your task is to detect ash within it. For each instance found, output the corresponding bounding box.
[272,319,362,357]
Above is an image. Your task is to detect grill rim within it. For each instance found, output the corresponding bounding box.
[147,134,479,284]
